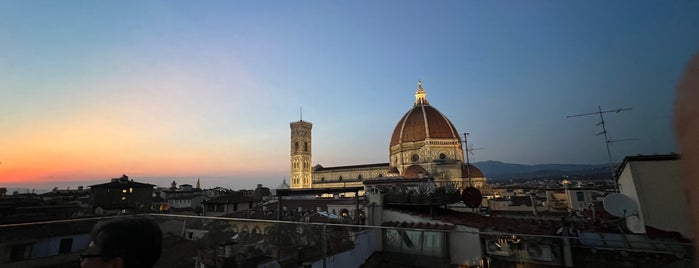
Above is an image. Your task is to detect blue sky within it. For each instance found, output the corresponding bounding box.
[1,1,698,189]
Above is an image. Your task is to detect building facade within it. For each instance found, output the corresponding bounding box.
[290,120,313,189]
[616,154,690,238]
[89,174,154,213]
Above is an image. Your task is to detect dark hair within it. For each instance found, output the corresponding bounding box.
[91,217,162,268]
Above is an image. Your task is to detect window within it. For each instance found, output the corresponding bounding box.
[439,153,446,160]
[304,142,308,152]
[357,175,363,180]
[338,176,343,181]
[122,189,127,193]
[295,142,299,151]
[121,196,126,201]
[412,154,420,162]
[59,238,73,254]
[576,191,585,202]
[129,188,133,193]
[10,244,31,261]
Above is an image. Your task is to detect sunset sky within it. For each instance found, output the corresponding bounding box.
[1,1,698,190]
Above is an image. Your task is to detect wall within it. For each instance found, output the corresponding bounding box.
[31,234,91,257]
[382,209,482,265]
[449,225,483,266]
[487,199,546,214]
[307,229,378,268]
[565,189,602,211]
[619,159,691,238]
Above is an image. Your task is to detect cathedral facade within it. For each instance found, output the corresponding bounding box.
[290,82,488,191]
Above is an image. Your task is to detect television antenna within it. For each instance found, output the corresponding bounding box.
[462,132,484,186]
[567,106,636,192]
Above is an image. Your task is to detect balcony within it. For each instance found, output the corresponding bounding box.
[0,214,695,267]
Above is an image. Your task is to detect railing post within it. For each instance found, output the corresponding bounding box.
[562,224,573,267]
[322,223,327,268]
[355,191,360,225]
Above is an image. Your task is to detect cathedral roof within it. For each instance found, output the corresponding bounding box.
[313,163,389,171]
[276,179,290,190]
[402,164,429,179]
[462,163,484,178]
[390,81,461,147]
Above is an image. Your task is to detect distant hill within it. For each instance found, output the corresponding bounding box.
[472,160,612,181]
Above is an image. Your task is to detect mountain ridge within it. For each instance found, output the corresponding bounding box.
[472,160,611,181]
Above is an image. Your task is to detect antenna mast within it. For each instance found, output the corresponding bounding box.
[462,132,483,187]
[567,106,634,192]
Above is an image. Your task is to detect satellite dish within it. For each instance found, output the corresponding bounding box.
[462,187,483,208]
[603,193,638,217]
[626,215,645,234]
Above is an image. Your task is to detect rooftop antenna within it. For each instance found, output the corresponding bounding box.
[567,106,636,192]
[462,132,484,187]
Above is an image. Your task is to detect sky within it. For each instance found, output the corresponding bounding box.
[1,1,698,190]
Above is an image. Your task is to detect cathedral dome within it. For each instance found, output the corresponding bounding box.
[390,81,461,147]
[402,165,429,179]
[462,164,484,178]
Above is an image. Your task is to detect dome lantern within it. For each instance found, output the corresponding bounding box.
[414,81,429,106]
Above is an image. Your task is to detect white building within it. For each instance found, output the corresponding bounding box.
[616,154,691,238]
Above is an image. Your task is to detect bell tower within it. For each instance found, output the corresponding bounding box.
[290,120,313,188]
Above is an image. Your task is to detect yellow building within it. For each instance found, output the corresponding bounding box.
[290,81,489,192]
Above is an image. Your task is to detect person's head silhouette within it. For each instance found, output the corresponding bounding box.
[81,217,162,268]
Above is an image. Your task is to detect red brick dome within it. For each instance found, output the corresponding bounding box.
[462,164,484,178]
[390,104,461,147]
[402,165,429,179]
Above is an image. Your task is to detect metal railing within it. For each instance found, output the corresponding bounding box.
[0,214,695,268]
